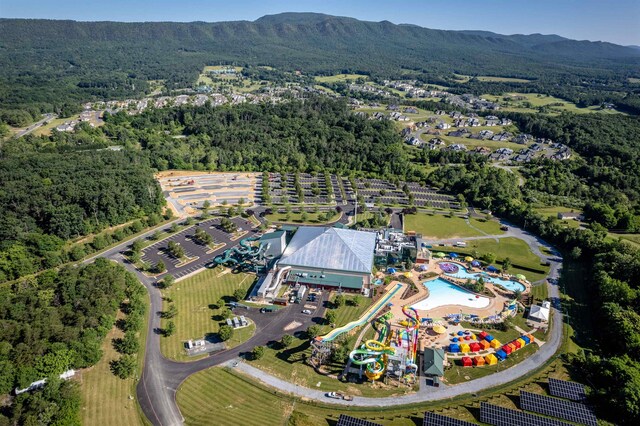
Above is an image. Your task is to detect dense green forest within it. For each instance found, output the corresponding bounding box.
[1,13,639,119]
[0,132,164,282]
[0,259,145,425]
[103,96,414,177]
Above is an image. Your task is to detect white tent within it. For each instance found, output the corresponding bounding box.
[528,303,550,322]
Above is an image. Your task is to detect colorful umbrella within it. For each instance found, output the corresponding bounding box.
[433,325,447,334]
[465,256,474,262]
[516,274,526,280]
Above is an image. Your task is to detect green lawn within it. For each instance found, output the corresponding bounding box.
[534,206,584,229]
[178,367,474,426]
[177,358,571,426]
[477,76,532,83]
[445,237,550,282]
[160,267,257,361]
[81,311,147,426]
[403,213,504,239]
[530,283,549,301]
[315,73,369,83]
[482,92,624,115]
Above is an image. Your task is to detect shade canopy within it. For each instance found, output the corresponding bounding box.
[449,253,459,258]
[487,265,499,272]
[387,267,397,273]
[465,256,474,262]
[471,260,481,267]
[433,325,447,334]
[434,252,446,258]
[516,274,526,280]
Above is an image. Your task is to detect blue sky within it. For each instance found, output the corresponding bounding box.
[2,0,639,45]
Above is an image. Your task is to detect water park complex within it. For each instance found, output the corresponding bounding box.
[212,224,548,389]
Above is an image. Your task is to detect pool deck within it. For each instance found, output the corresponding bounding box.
[383,260,516,329]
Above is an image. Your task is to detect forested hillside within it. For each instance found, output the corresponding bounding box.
[0,133,164,282]
[1,13,639,117]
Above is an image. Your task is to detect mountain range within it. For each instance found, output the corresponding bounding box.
[1,13,638,111]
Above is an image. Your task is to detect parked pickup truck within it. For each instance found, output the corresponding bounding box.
[326,392,353,401]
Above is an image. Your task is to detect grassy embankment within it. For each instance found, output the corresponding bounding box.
[159,267,257,362]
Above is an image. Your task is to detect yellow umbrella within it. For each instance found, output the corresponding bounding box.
[465,256,474,262]
[404,272,413,278]
[433,325,447,334]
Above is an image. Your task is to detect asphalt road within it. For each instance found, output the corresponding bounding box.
[14,113,57,138]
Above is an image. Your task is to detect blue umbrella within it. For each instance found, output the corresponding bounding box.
[449,252,459,258]
[387,267,396,274]
[487,265,499,273]
[471,260,481,267]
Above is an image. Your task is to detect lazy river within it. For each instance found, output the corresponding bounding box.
[440,263,526,292]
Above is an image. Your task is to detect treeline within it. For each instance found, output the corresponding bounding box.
[0,134,164,282]
[510,112,640,232]
[104,97,416,178]
[0,259,144,425]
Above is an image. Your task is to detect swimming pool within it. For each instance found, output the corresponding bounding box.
[412,278,490,311]
[442,264,526,292]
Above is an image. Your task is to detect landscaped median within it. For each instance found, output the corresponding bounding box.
[159,267,257,362]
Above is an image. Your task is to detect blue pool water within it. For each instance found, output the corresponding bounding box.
[412,278,490,311]
[443,264,526,292]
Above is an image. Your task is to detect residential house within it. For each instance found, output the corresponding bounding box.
[436,122,451,130]
[448,129,470,138]
[492,132,513,141]
[479,130,494,139]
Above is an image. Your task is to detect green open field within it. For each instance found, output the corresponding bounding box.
[315,73,369,83]
[177,356,573,426]
[444,237,550,282]
[203,65,244,72]
[482,92,623,115]
[81,309,149,426]
[477,76,532,83]
[425,133,526,152]
[607,233,640,248]
[628,77,640,84]
[403,213,505,239]
[160,267,257,361]
[534,206,584,229]
[264,211,339,225]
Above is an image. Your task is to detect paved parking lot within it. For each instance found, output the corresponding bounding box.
[140,217,257,279]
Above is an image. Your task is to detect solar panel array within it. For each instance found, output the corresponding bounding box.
[480,402,573,426]
[548,378,587,401]
[423,411,477,426]
[520,391,597,426]
[336,414,382,426]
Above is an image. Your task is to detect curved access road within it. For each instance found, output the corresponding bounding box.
[97,216,562,425]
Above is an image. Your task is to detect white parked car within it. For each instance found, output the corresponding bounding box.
[302,309,312,315]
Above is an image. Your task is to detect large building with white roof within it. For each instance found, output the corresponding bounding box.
[276,226,376,292]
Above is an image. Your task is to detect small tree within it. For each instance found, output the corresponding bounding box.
[252,345,265,360]
[217,298,226,309]
[351,295,361,307]
[202,200,211,216]
[164,321,176,337]
[113,332,140,355]
[334,294,345,308]
[161,304,178,319]
[218,325,234,342]
[325,310,337,325]
[306,325,321,339]
[110,355,136,379]
[131,239,145,253]
[155,260,166,274]
[233,288,245,301]
[281,334,294,349]
[162,274,175,289]
[502,257,512,273]
[570,246,582,260]
[300,211,309,223]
